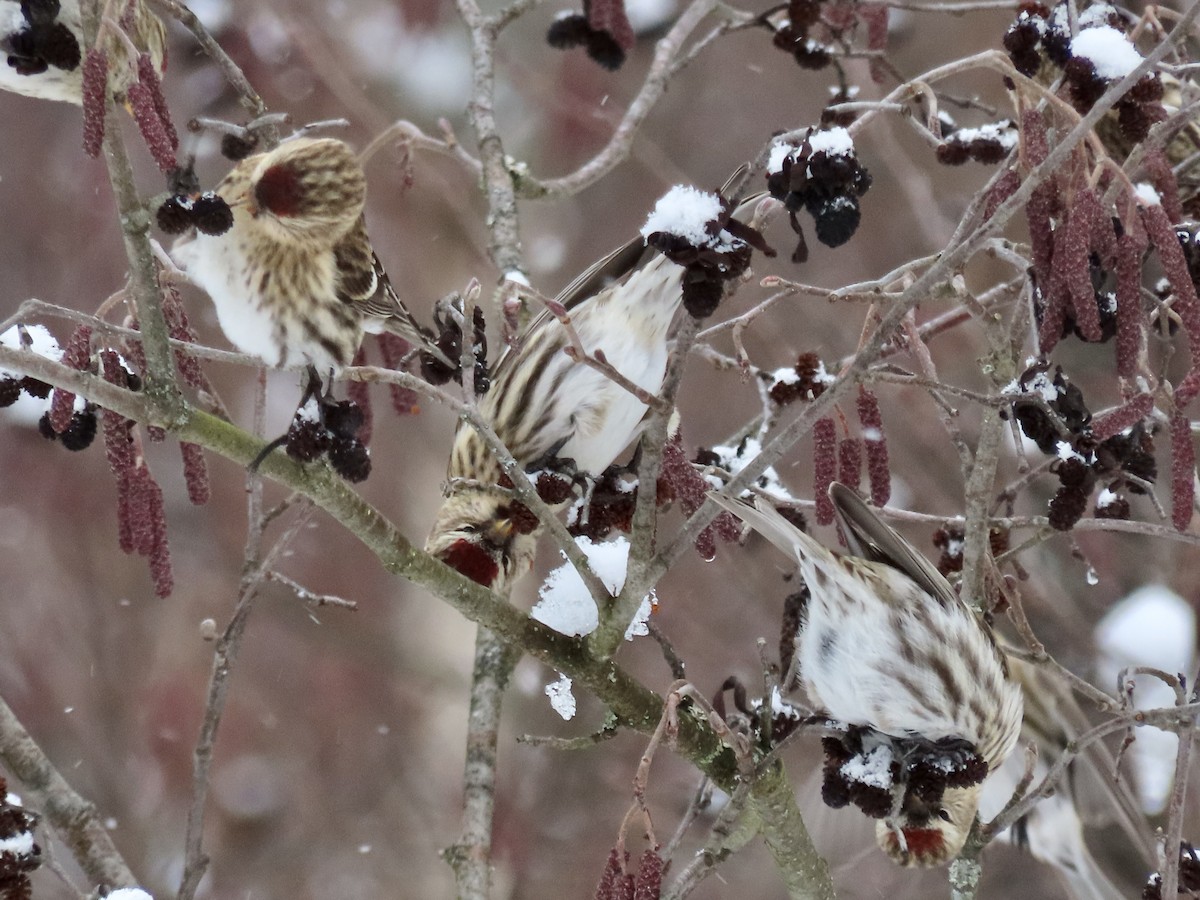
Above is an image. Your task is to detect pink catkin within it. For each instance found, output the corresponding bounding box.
[377,333,421,415]
[81,49,108,157]
[126,79,176,172]
[141,467,174,597]
[1114,221,1148,378]
[1091,393,1154,440]
[123,321,146,381]
[347,346,373,446]
[136,54,177,152]
[813,417,837,525]
[660,434,740,559]
[1142,203,1200,348]
[595,848,621,900]
[1142,149,1184,224]
[49,325,93,433]
[1176,367,1200,409]
[115,473,135,554]
[161,285,210,391]
[1039,190,1099,348]
[587,0,635,51]
[101,351,142,556]
[128,466,157,557]
[1170,414,1196,531]
[632,850,664,900]
[837,436,863,490]
[180,442,210,505]
[100,352,136,480]
[1022,110,1058,286]
[861,3,889,83]
[857,387,891,506]
[1066,191,1105,341]
[983,169,1021,221]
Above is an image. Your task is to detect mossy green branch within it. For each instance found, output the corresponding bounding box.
[1,343,841,894]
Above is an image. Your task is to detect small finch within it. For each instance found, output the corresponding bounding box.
[426,181,771,593]
[711,484,1024,867]
[0,0,165,104]
[170,136,435,375]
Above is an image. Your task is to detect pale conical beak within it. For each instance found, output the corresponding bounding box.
[486,518,514,546]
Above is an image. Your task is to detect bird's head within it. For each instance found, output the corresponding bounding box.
[874,786,980,867]
[244,138,366,243]
[425,489,539,595]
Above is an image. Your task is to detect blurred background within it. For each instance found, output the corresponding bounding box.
[0,0,1196,897]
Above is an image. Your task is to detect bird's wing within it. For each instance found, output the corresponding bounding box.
[491,170,766,379]
[827,483,962,611]
[333,217,432,349]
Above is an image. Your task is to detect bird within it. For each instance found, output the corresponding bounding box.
[170,136,434,377]
[710,483,1024,867]
[426,180,771,594]
[0,0,165,104]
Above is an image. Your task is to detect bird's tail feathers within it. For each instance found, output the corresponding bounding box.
[708,492,827,563]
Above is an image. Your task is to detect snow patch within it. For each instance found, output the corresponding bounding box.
[1134,183,1161,207]
[808,126,855,157]
[0,831,34,857]
[1095,585,1197,814]
[545,673,576,720]
[1070,26,1143,80]
[641,186,722,245]
[532,536,655,640]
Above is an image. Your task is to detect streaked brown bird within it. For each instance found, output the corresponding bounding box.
[712,484,1024,867]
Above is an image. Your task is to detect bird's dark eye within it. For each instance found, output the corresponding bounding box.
[936,808,952,823]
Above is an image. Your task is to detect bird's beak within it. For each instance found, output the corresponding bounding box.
[486,518,514,546]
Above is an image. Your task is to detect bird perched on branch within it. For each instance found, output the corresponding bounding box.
[0,0,165,104]
[170,136,443,479]
[426,180,773,594]
[171,136,434,376]
[712,484,1023,867]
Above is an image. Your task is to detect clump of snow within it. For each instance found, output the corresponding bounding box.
[532,536,655,640]
[840,743,894,790]
[1095,584,1197,814]
[107,890,155,900]
[950,122,1019,151]
[1096,488,1119,508]
[767,141,798,175]
[1055,440,1085,462]
[0,324,64,427]
[641,186,723,244]
[0,323,62,376]
[296,396,321,423]
[0,831,34,856]
[545,673,576,720]
[707,437,795,502]
[502,270,530,287]
[1134,183,1161,207]
[1078,3,1120,28]
[771,359,835,398]
[1070,26,1143,80]
[808,126,855,157]
[1015,369,1060,402]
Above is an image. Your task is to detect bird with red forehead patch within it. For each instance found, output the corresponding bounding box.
[171,136,436,377]
[712,484,1023,868]
[425,176,774,593]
